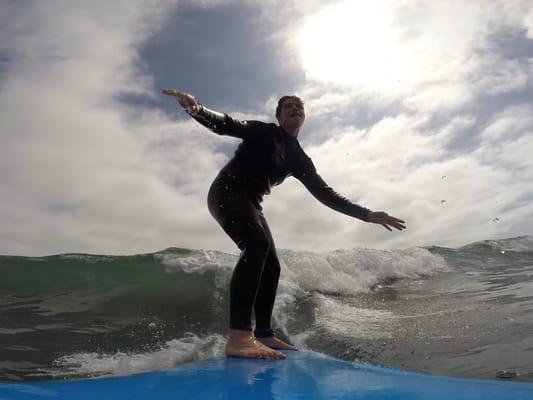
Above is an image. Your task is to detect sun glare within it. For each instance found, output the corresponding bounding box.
[297,1,408,92]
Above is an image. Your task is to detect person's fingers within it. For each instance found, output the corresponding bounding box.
[372,218,405,231]
[161,89,191,102]
[161,88,178,95]
[383,216,406,227]
[382,224,392,231]
[389,216,405,223]
[368,211,406,231]
[163,90,195,110]
[162,89,186,105]
[389,220,405,229]
[371,212,405,223]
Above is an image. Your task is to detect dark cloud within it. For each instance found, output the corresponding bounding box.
[133,1,306,115]
[484,26,533,60]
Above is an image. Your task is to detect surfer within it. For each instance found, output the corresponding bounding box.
[162,89,406,360]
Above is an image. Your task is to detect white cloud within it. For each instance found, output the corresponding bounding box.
[246,0,533,251]
[0,0,227,256]
[1,0,532,256]
[477,104,533,172]
[525,7,533,39]
[273,0,533,113]
[265,106,533,250]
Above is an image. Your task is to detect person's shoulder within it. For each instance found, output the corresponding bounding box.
[246,121,280,136]
[241,119,271,125]
[258,121,280,131]
[289,137,307,154]
[239,119,272,131]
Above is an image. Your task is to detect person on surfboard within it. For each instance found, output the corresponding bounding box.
[162,89,406,360]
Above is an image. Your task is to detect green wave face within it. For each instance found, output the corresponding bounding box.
[0,250,232,380]
[2,236,533,382]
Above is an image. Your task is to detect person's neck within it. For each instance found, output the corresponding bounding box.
[281,125,299,138]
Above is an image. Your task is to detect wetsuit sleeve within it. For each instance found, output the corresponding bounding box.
[293,153,371,222]
[187,104,262,140]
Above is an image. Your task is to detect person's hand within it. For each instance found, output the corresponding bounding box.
[367,211,406,231]
[161,89,200,115]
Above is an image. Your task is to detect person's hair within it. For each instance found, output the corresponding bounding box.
[275,95,304,120]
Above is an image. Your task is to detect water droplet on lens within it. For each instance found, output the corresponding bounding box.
[493,217,500,223]
[496,370,518,379]
[441,200,447,205]
[442,175,447,180]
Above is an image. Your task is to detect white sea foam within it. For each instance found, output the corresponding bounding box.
[58,254,113,263]
[37,333,225,378]
[157,249,236,274]
[313,294,396,339]
[157,250,236,289]
[277,247,449,297]
[157,246,449,333]
[159,246,449,297]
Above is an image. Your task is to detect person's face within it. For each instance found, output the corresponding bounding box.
[278,99,305,129]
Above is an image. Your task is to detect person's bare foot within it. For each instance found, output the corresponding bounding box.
[256,336,298,351]
[225,330,286,360]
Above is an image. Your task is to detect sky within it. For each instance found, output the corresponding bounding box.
[1,0,532,256]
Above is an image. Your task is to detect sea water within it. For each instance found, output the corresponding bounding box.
[1,236,533,382]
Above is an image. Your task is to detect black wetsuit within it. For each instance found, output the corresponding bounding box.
[190,104,371,338]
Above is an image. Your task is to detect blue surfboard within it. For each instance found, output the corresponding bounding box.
[1,350,532,399]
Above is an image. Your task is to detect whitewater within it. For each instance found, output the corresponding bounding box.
[1,236,533,382]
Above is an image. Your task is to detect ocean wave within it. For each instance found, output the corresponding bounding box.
[30,334,225,379]
[460,236,533,253]
[158,246,450,297]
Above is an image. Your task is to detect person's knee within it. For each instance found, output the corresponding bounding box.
[246,234,271,260]
[267,253,281,277]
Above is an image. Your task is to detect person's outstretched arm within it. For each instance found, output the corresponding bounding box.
[162,89,260,139]
[294,152,406,231]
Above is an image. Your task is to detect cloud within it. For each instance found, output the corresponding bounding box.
[244,0,533,251]
[0,0,225,256]
[266,105,533,250]
[270,0,533,114]
[1,0,532,256]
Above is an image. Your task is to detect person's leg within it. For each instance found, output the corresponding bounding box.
[252,216,297,351]
[253,214,280,338]
[207,181,285,359]
[228,228,270,332]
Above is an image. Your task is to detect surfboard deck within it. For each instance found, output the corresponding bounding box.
[1,350,532,399]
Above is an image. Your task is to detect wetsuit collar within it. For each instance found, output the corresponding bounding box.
[279,125,299,139]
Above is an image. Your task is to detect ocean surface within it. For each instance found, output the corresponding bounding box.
[1,236,533,382]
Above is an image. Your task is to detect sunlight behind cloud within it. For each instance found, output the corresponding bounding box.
[297,0,408,92]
